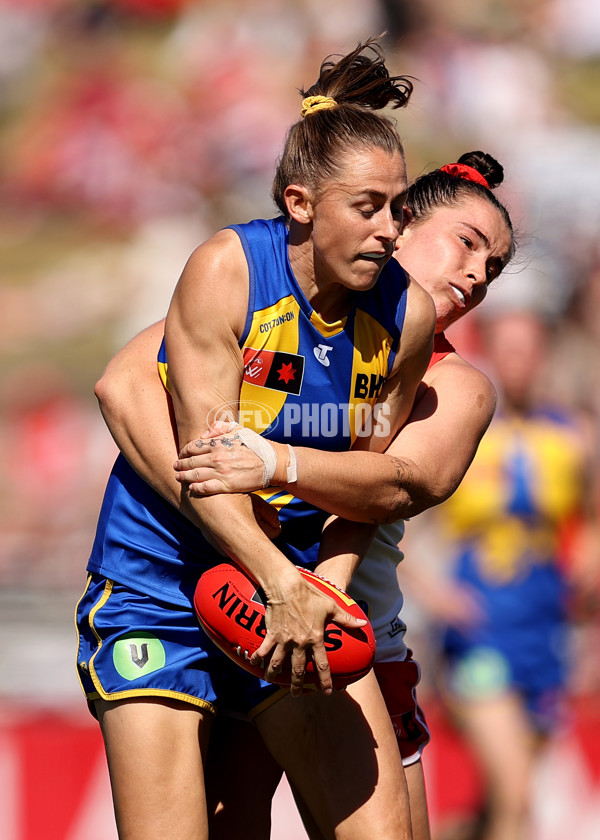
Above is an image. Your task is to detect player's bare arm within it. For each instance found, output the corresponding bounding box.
[96,235,362,694]
[175,275,435,517]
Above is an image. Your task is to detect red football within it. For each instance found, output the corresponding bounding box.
[194,562,375,690]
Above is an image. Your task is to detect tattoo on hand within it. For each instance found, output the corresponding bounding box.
[211,433,243,449]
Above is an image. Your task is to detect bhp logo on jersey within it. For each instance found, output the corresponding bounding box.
[354,372,386,399]
[243,347,305,395]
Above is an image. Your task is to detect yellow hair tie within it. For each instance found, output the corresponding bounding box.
[301,95,338,118]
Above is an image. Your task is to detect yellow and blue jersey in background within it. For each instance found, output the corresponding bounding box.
[439,406,586,727]
[88,216,409,606]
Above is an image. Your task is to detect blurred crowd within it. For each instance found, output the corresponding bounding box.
[1,1,599,836]
[1,0,599,620]
[4,0,599,586]
[1,0,599,630]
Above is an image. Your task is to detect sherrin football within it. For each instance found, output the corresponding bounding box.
[194,562,375,690]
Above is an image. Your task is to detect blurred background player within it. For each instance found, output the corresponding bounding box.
[408,307,600,840]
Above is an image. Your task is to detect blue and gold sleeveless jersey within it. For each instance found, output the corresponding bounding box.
[440,406,586,691]
[88,217,409,606]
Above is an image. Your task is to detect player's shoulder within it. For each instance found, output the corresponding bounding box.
[166,227,251,341]
[179,227,249,300]
[402,275,437,344]
[427,351,497,411]
[389,274,436,373]
[186,227,245,271]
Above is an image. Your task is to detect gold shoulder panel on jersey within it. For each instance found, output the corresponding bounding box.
[348,309,393,444]
[240,296,302,433]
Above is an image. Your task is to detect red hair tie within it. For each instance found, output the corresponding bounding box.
[439,163,489,189]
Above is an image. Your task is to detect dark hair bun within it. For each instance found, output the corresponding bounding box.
[457,151,504,189]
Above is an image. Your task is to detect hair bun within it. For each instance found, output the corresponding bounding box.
[457,151,504,190]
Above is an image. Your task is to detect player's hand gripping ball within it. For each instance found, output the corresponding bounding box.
[194,562,375,690]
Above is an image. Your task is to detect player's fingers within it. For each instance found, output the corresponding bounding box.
[253,511,281,540]
[187,480,227,496]
[174,464,212,483]
[310,644,333,695]
[251,495,281,532]
[177,440,208,458]
[252,635,278,667]
[257,642,289,685]
[288,646,309,696]
[206,420,238,437]
[173,454,207,474]
[331,606,367,628]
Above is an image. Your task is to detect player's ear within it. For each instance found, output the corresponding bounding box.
[284,185,313,224]
[394,207,413,251]
[401,206,413,233]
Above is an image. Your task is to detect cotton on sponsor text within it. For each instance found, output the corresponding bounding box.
[258,311,296,333]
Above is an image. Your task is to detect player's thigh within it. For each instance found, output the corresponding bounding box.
[288,731,431,840]
[404,759,431,840]
[457,691,535,800]
[289,760,430,840]
[96,697,211,840]
[255,670,411,840]
[206,714,283,840]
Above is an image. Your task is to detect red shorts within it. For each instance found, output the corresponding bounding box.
[374,654,430,766]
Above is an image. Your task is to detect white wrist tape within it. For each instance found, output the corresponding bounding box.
[235,426,278,488]
[286,445,298,484]
[222,422,297,487]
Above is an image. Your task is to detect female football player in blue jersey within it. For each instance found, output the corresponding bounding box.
[76,38,437,840]
[94,150,515,840]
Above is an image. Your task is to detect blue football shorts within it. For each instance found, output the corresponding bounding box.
[75,573,281,718]
[445,644,566,734]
